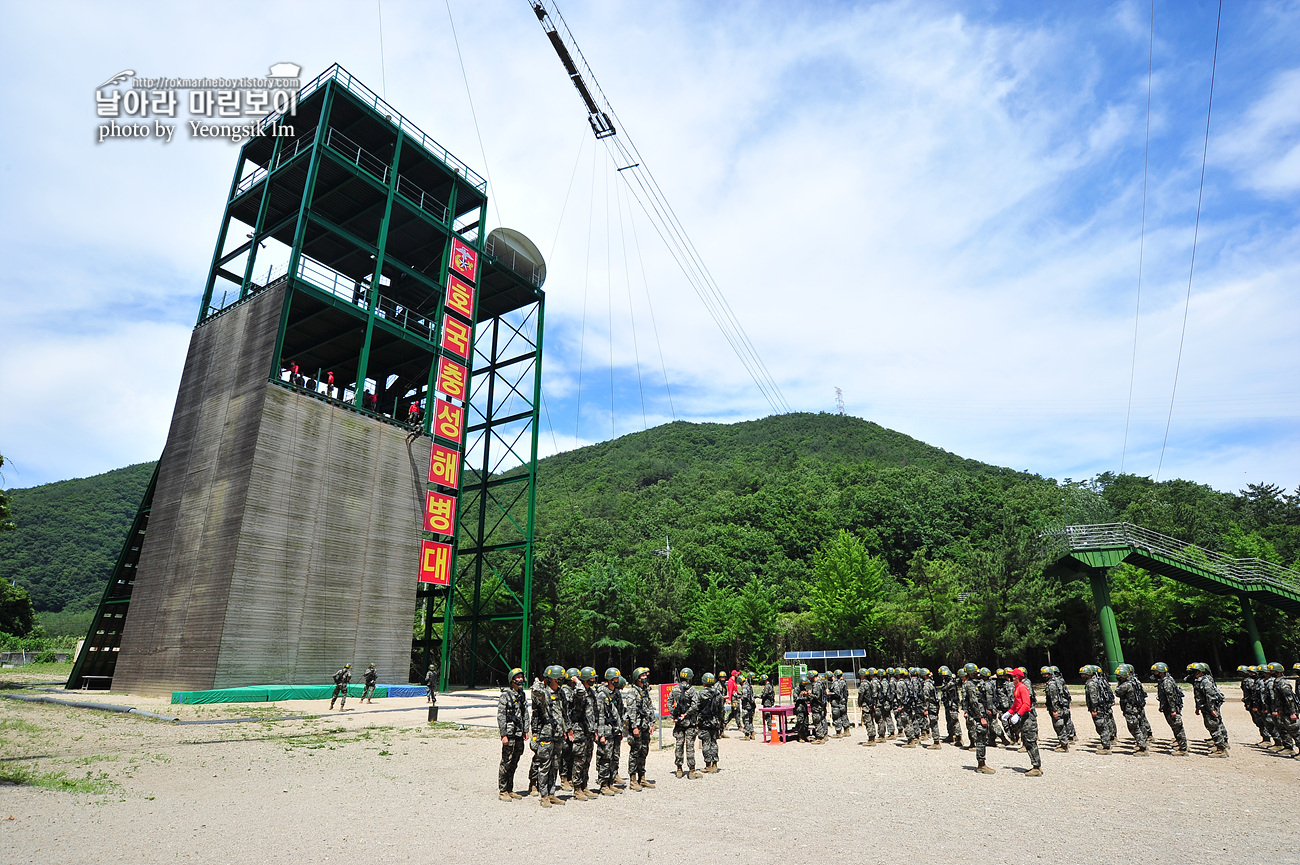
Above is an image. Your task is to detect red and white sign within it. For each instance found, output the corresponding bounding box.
[441,314,471,359]
[436,356,468,400]
[418,539,453,585]
[449,237,478,283]
[659,682,675,718]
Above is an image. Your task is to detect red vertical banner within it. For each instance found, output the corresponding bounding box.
[445,274,475,321]
[427,442,461,489]
[449,237,479,283]
[418,539,453,585]
[441,314,471,359]
[435,356,468,400]
[779,676,793,698]
[432,398,464,443]
[423,490,457,535]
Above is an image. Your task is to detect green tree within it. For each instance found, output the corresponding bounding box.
[806,530,889,650]
[0,581,37,638]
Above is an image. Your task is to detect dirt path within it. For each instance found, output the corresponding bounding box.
[1,687,1293,864]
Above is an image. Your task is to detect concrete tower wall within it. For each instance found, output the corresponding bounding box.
[114,286,428,696]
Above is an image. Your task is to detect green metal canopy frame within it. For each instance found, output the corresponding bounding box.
[1048,522,1300,674]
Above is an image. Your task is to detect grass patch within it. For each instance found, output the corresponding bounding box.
[0,763,117,794]
[0,661,74,684]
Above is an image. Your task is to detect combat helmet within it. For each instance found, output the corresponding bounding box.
[632,666,650,683]
[679,667,694,682]
[566,667,580,681]
[939,666,951,677]
[509,667,525,683]
[995,668,1005,677]
[1151,662,1168,674]
[1115,664,1130,679]
[1267,662,1284,674]
[702,672,716,686]
[543,664,565,680]
[979,667,992,678]
[580,666,598,683]
[1040,666,1052,676]
[604,667,621,682]
[962,663,978,677]
[835,669,843,676]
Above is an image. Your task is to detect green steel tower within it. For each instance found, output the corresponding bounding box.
[70,65,543,693]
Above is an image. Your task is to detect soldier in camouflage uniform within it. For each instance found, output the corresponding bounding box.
[1259,666,1283,749]
[669,668,701,778]
[857,670,874,742]
[921,668,942,748]
[740,673,757,739]
[1052,667,1077,741]
[559,667,579,788]
[593,668,623,795]
[424,664,438,704]
[981,668,1010,747]
[713,671,728,738]
[1266,662,1298,756]
[361,664,378,704]
[613,675,629,785]
[1188,662,1228,756]
[830,670,850,737]
[532,665,571,807]
[793,673,811,741]
[497,668,529,800]
[810,671,830,743]
[1041,666,1069,752]
[761,674,775,709]
[1113,664,1150,754]
[960,664,994,773]
[1240,666,1269,744]
[939,667,963,747]
[329,663,351,710]
[1081,665,1115,753]
[890,668,907,740]
[996,669,1017,745]
[698,673,722,771]
[1151,662,1188,755]
[568,667,598,797]
[627,667,658,788]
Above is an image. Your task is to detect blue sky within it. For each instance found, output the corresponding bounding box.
[0,0,1296,493]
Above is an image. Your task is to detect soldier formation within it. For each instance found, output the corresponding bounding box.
[495,659,1300,802]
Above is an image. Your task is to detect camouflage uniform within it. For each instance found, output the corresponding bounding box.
[760,679,775,708]
[569,680,595,792]
[857,675,872,731]
[982,676,1009,745]
[1155,673,1188,752]
[329,666,351,710]
[1192,672,1228,752]
[669,681,700,772]
[1271,673,1299,752]
[830,674,850,735]
[1043,675,1070,750]
[997,676,1018,744]
[713,675,727,734]
[879,674,895,738]
[497,683,530,793]
[1242,672,1269,742]
[960,676,988,764]
[811,676,830,741]
[1083,673,1114,750]
[740,677,756,736]
[1054,672,1076,740]
[1115,675,1150,751]
[793,678,811,740]
[870,674,889,740]
[628,679,655,778]
[941,675,963,746]
[921,675,941,745]
[530,682,568,797]
[361,665,378,703]
[594,681,621,789]
[698,685,721,765]
[559,680,576,782]
[424,666,438,704]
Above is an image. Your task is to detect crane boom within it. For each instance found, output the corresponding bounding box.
[531,1,616,138]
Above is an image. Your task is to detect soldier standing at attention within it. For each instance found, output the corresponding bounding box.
[921,668,942,748]
[497,668,529,801]
[1052,667,1076,741]
[811,671,830,743]
[568,668,597,799]
[1042,666,1069,752]
[1151,662,1188,755]
[628,668,658,788]
[713,671,729,737]
[532,665,571,807]
[869,669,888,742]
[424,664,438,704]
[1114,665,1151,755]
[593,668,623,795]
[1240,666,1267,744]
[937,667,961,747]
[793,674,811,741]
[897,668,916,746]
[558,668,579,789]
[760,674,775,709]
[1266,662,1298,756]
[829,670,849,737]
[614,675,630,787]
[857,670,874,742]
[698,673,722,772]
[329,663,351,711]
[960,664,993,773]
[361,664,378,704]
[740,673,757,739]
[669,668,701,778]
[1081,666,1114,754]
[980,668,1009,747]
[1001,668,1041,776]
[1188,662,1229,757]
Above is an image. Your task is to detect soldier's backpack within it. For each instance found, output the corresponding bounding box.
[670,685,685,721]
[333,669,345,685]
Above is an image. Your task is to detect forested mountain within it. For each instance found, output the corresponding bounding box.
[2,413,1297,674]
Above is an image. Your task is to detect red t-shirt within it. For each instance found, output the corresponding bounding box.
[727,675,738,699]
[1011,680,1031,716]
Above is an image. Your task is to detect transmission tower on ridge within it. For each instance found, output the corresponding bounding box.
[835,387,845,416]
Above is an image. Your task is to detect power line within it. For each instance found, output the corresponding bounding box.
[376,0,388,99]
[1121,0,1154,476]
[1157,0,1223,481]
[445,0,503,229]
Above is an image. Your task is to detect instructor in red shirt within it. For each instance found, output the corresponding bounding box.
[1002,668,1042,776]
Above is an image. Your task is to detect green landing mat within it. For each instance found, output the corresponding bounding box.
[171,684,388,704]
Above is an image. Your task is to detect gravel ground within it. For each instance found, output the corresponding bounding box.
[1,684,1295,864]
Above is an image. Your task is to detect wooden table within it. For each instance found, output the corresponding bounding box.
[761,705,795,743]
